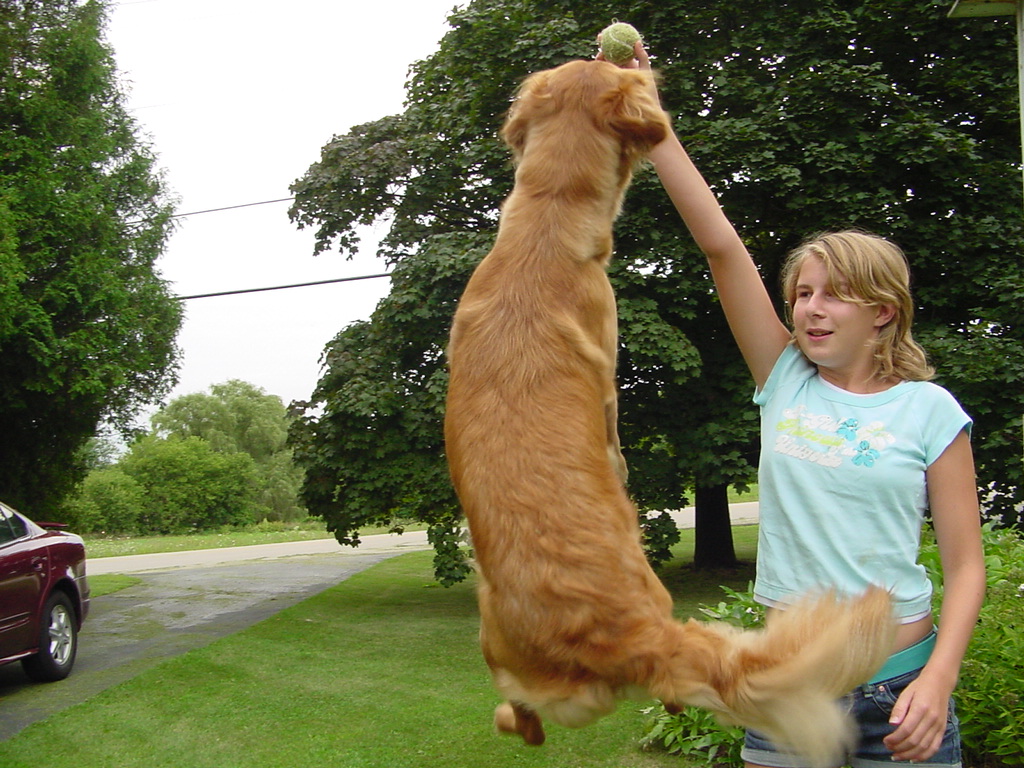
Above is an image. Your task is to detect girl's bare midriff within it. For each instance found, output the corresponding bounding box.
[895,613,934,653]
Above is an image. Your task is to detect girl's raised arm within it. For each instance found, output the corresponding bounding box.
[635,46,790,387]
[648,135,789,388]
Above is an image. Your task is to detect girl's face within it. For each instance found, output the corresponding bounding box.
[791,256,895,389]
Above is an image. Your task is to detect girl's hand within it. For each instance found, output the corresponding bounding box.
[633,41,650,70]
[596,39,658,108]
[883,671,955,762]
[595,38,647,70]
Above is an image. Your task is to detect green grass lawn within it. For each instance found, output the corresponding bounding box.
[88,573,142,598]
[82,520,336,558]
[4,527,757,768]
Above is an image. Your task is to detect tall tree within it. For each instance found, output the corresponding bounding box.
[0,0,181,515]
[153,380,306,522]
[290,0,1024,584]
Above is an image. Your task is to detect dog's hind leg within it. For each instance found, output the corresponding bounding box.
[495,701,546,745]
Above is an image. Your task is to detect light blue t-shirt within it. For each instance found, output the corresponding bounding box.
[752,343,972,621]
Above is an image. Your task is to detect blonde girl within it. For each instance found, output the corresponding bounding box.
[619,43,986,768]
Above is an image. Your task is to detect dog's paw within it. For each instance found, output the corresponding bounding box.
[495,701,546,746]
[661,700,683,715]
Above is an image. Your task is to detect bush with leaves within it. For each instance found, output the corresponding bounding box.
[920,525,1024,768]
[641,705,745,767]
[118,436,261,535]
[153,380,307,523]
[61,467,145,534]
[639,584,760,766]
[63,382,311,534]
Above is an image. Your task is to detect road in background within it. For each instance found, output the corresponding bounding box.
[88,502,760,575]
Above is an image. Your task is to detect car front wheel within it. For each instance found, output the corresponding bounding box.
[22,591,78,682]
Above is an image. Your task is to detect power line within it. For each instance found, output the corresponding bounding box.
[125,196,297,225]
[171,197,295,219]
[156,198,392,300]
[175,272,392,301]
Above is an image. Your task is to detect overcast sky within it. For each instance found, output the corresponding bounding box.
[105,0,461,415]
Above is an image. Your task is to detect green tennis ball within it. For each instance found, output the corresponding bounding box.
[599,22,641,64]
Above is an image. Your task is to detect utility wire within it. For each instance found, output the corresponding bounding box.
[155,197,391,300]
[126,196,296,225]
[175,272,392,301]
[171,197,295,219]
[153,197,389,300]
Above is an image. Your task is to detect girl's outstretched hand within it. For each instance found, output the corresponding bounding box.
[595,38,647,70]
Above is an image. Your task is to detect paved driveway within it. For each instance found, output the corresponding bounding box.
[0,531,430,741]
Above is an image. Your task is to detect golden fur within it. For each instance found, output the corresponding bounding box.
[444,59,895,768]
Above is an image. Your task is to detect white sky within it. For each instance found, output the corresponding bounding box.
[105,0,461,414]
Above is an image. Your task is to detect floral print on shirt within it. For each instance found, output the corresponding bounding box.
[773,405,895,469]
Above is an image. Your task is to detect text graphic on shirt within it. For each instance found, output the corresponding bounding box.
[774,405,895,469]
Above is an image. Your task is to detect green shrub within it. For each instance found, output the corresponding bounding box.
[696,583,766,628]
[639,585,762,767]
[640,704,745,767]
[61,467,145,534]
[640,527,1024,768]
[921,524,1024,768]
[120,436,261,534]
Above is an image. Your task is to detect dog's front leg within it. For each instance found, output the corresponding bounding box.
[601,304,628,485]
[604,391,628,485]
[553,303,628,484]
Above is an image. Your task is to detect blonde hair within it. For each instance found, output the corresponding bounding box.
[780,230,934,382]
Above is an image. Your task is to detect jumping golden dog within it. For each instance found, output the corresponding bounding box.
[444,59,895,767]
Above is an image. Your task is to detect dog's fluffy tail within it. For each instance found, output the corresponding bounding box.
[662,586,896,768]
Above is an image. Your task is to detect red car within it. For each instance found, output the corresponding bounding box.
[0,501,90,681]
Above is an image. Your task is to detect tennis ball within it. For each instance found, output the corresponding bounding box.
[599,22,641,64]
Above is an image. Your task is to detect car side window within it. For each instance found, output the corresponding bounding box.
[0,505,17,545]
[6,510,27,539]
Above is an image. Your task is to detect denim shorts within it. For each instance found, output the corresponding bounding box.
[741,666,962,768]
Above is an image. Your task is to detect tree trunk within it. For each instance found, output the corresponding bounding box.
[693,483,738,569]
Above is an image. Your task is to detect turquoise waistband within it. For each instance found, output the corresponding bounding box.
[869,629,937,685]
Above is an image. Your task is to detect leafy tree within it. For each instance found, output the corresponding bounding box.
[154,380,288,461]
[290,0,1024,584]
[119,435,259,535]
[152,380,306,521]
[76,432,124,471]
[289,243,485,584]
[64,382,308,533]
[0,0,181,516]
[645,0,1024,528]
